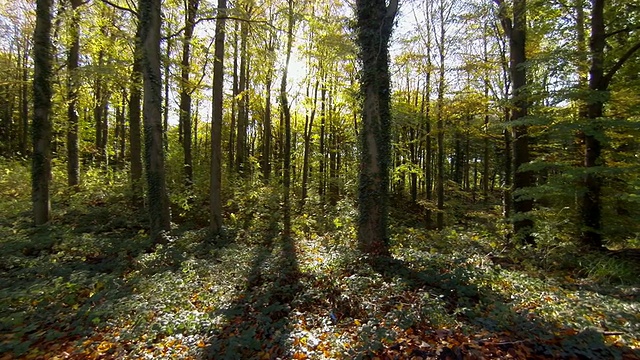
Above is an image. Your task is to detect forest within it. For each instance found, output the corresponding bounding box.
[1,0,640,358]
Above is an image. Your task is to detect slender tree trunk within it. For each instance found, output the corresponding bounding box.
[129,26,143,196]
[164,37,171,150]
[66,0,81,187]
[356,0,397,256]
[235,18,249,175]
[435,0,447,230]
[228,21,238,172]
[140,0,171,243]
[281,0,295,238]
[318,73,326,200]
[262,64,273,180]
[179,0,199,188]
[32,0,53,225]
[301,79,319,206]
[210,0,226,234]
[581,0,606,249]
[118,90,126,164]
[21,52,29,156]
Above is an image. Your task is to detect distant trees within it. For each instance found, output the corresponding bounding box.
[2,0,638,252]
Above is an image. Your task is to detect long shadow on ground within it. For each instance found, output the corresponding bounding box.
[369,256,640,359]
[204,229,302,359]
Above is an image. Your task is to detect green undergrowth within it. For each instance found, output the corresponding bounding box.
[0,161,639,359]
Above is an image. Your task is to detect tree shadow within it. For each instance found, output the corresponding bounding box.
[204,228,302,359]
[367,255,640,359]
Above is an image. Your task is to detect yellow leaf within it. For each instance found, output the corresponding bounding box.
[197,340,206,348]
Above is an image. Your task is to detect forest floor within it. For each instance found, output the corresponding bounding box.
[1,164,640,359]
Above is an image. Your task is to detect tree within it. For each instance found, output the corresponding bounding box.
[32,0,52,225]
[210,0,226,235]
[355,0,398,256]
[580,0,640,249]
[179,0,200,188]
[66,0,82,187]
[129,24,143,196]
[496,0,535,245]
[281,0,295,237]
[140,0,171,242]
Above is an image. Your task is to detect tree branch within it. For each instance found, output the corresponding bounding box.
[605,24,640,38]
[163,16,278,40]
[602,40,640,88]
[99,0,137,16]
[493,0,512,38]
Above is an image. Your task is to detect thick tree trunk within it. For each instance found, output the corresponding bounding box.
[356,0,397,256]
[140,0,171,243]
[32,0,53,225]
[510,0,534,245]
[66,0,81,187]
[210,0,226,235]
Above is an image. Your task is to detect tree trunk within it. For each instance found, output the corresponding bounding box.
[179,0,199,188]
[129,26,143,197]
[435,0,447,230]
[262,36,274,181]
[32,0,53,225]
[140,0,171,243]
[66,0,81,187]
[301,79,319,206]
[581,0,605,249]
[210,0,226,235]
[164,38,171,151]
[356,0,397,256]
[235,17,249,175]
[228,21,238,172]
[281,0,294,238]
[510,0,535,245]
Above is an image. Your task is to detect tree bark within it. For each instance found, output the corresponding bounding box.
[210,0,226,235]
[140,0,171,243]
[32,0,53,225]
[356,0,397,256]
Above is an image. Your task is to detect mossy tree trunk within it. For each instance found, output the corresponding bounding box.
[355,0,397,256]
[140,0,171,243]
